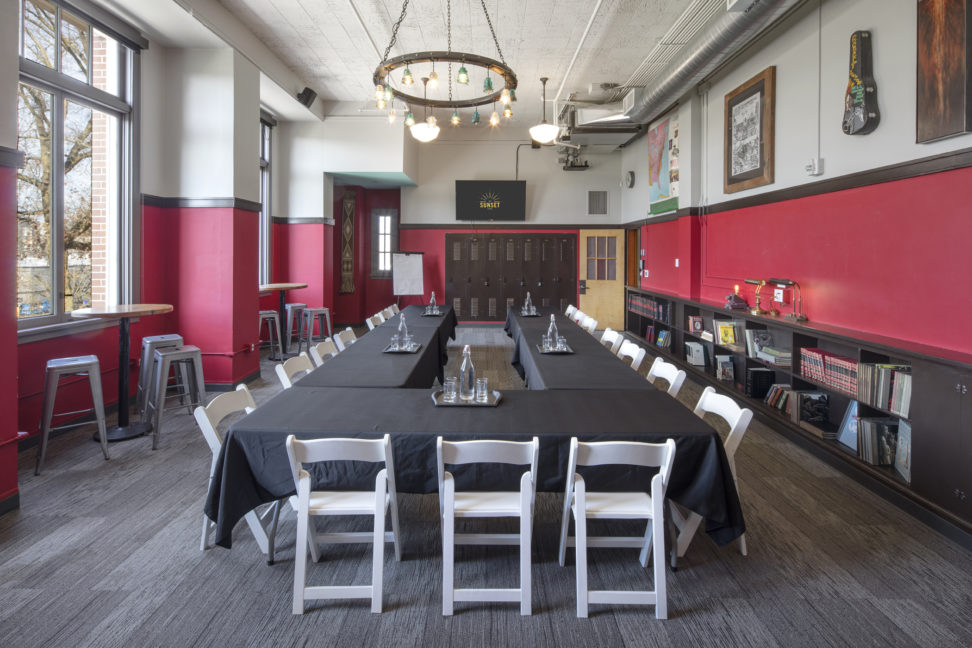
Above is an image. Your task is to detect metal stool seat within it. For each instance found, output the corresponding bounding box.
[136,334,184,418]
[35,355,109,475]
[285,303,306,353]
[297,307,332,354]
[259,310,283,359]
[145,345,205,450]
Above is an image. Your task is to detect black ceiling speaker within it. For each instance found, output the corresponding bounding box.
[296,87,317,107]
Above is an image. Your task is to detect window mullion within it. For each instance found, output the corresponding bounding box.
[53,90,66,320]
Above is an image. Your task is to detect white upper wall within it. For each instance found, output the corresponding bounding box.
[233,51,260,203]
[402,126,622,225]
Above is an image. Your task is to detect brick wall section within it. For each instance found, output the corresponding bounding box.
[90,33,107,306]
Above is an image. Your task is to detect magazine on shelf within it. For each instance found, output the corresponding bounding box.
[716,354,734,381]
[837,400,859,451]
[688,315,704,334]
[716,321,736,346]
[894,420,912,483]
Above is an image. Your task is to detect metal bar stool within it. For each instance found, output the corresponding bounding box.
[145,345,206,450]
[258,310,283,358]
[35,355,109,475]
[136,334,184,418]
[285,303,306,354]
[297,307,332,354]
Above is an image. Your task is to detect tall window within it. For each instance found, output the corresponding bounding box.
[258,113,275,284]
[370,209,398,278]
[16,0,140,328]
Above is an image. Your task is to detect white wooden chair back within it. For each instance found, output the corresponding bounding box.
[366,315,382,331]
[693,386,753,468]
[381,308,395,320]
[617,340,647,372]
[275,352,314,389]
[571,309,585,324]
[565,304,577,318]
[286,434,394,486]
[647,356,687,397]
[565,437,676,498]
[334,327,357,351]
[390,304,400,314]
[581,315,598,334]
[599,328,623,354]
[436,437,539,510]
[309,338,339,366]
[194,384,256,455]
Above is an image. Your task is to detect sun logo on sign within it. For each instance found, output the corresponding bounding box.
[479,191,501,210]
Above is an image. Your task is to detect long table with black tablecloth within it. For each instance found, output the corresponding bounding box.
[294,305,457,388]
[505,307,651,390]
[204,385,744,550]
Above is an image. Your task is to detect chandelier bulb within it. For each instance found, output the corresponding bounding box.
[504,105,513,119]
[376,98,386,110]
[374,84,384,100]
[500,88,510,105]
[489,110,500,127]
[383,85,393,101]
[429,69,439,90]
[404,111,415,126]
[457,65,469,84]
[388,108,397,124]
[402,67,414,85]
[451,110,461,126]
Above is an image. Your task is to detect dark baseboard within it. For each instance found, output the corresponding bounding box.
[272,217,335,226]
[0,493,20,517]
[141,194,262,213]
[205,369,262,392]
[400,223,618,230]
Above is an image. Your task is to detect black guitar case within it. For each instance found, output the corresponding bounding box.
[842,30,880,135]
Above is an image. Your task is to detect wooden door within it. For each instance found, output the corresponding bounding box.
[578,229,624,330]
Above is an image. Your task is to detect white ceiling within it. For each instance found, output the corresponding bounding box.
[217,0,720,123]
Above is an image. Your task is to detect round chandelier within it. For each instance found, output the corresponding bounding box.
[372,0,518,142]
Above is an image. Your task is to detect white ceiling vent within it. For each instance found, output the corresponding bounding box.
[588,191,608,216]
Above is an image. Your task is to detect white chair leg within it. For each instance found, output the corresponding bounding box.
[653,512,667,619]
[558,493,572,566]
[639,520,653,568]
[739,532,748,556]
[243,510,270,554]
[442,482,455,616]
[371,484,385,613]
[574,508,588,618]
[293,509,308,615]
[389,496,402,561]
[307,518,321,563]
[200,515,211,551]
[519,485,532,616]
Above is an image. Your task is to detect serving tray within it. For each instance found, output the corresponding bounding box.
[520,311,542,317]
[431,389,503,407]
[421,310,443,317]
[536,343,574,355]
[383,343,422,354]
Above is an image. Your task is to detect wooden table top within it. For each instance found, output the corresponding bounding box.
[259,283,308,293]
[72,304,174,319]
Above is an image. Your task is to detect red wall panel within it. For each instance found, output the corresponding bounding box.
[639,220,680,293]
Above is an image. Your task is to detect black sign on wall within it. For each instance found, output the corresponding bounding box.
[455,180,526,221]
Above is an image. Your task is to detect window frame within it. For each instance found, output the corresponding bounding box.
[16,0,141,335]
[370,208,399,279]
[258,112,276,285]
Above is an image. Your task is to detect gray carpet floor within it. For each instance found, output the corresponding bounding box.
[2,326,971,647]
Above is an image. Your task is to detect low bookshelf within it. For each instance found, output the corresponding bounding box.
[625,285,972,541]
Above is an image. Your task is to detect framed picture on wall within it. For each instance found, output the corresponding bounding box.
[724,66,776,194]
[917,0,972,143]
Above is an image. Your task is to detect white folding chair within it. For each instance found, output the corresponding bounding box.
[571,309,586,324]
[390,304,400,314]
[565,304,577,318]
[275,352,314,389]
[381,307,395,320]
[196,385,281,561]
[309,338,340,367]
[366,315,382,331]
[617,340,647,372]
[647,356,687,397]
[581,315,598,334]
[437,436,539,616]
[670,387,753,560]
[558,437,677,619]
[286,434,402,615]
[334,327,357,351]
[599,328,624,354]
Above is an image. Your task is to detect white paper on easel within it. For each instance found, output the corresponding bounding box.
[392,253,424,296]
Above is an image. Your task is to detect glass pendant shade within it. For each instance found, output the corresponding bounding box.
[410,121,440,142]
[510,88,516,102]
[529,122,559,144]
[402,67,414,85]
[451,110,461,125]
[489,110,500,126]
[472,109,481,125]
[503,106,513,119]
[429,70,439,89]
[457,66,469,84]
[383,85,393,101]
[483,76,493,92]
[388,108,397,124]
[500,88,510,105]
[376,98,386,110]
[374,84,384,100]
[404,111,415,126]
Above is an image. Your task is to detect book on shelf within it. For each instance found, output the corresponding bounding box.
[756,347,793,367]
[857,363,911,418]
[717,321,736,346]
[798,392,833,438]
[837,400,860,451]
[688,315,704,334]
[685,341,706,366]
[800,348,858,395]
[894,420,912,483]
[857,417,899,466]
[716,354,734,381]
[656,330,671,349]
[700,330,714,342]
[628,294,673,324]
[745,367,775,399]
[644,324,655,344]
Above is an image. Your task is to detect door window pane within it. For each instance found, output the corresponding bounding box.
[60,10,90,82]
[597,236,606,257]
[22,0,57,69]
[17,83,54,319]
[607,237,617,258]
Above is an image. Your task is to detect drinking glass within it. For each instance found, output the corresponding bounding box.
[390,334,400,350]
[557,335,567,351]
[443,377,458,402]
[405,334,414,350]
[475,378,489,403]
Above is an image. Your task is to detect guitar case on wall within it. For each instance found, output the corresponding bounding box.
[842,30,880,135]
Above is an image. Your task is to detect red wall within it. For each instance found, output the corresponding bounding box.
[268,220,333,335]
[0,167,19,504]
[640,166,972,355]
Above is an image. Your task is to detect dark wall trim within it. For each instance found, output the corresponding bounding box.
[623,207,699,228]
[141,194,262,212]
[272,217,335,226]
[0,146,26,169]
[703,145,972,215]
[400,222,624,230]
[206,369,262,392]
[0,493,19,517]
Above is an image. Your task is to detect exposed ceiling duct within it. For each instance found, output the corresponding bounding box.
[624,0,807,124]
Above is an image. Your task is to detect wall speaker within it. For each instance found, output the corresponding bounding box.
[296,87,317,107]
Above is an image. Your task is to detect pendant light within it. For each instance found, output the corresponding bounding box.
[410,77,441,142]
[529,77,559,144]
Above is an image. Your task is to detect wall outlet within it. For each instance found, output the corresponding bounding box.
[674,258,679,268]
[250,343,256,352]
[773,288,784,302]
[644,269,649,278]
[805,157,823,176]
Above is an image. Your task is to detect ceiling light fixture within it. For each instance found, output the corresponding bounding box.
[409,77,441,142]
[373,0,517,142]
[529,77,560,144]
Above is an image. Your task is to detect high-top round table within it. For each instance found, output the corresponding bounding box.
[72,303,174,441]
[259,282,308,359]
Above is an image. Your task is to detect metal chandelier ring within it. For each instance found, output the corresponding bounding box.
[374,51,517,109]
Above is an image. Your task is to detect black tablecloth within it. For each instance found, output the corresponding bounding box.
[505,308,651,390]
[205,386,744,549]
[294,305,457,388]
